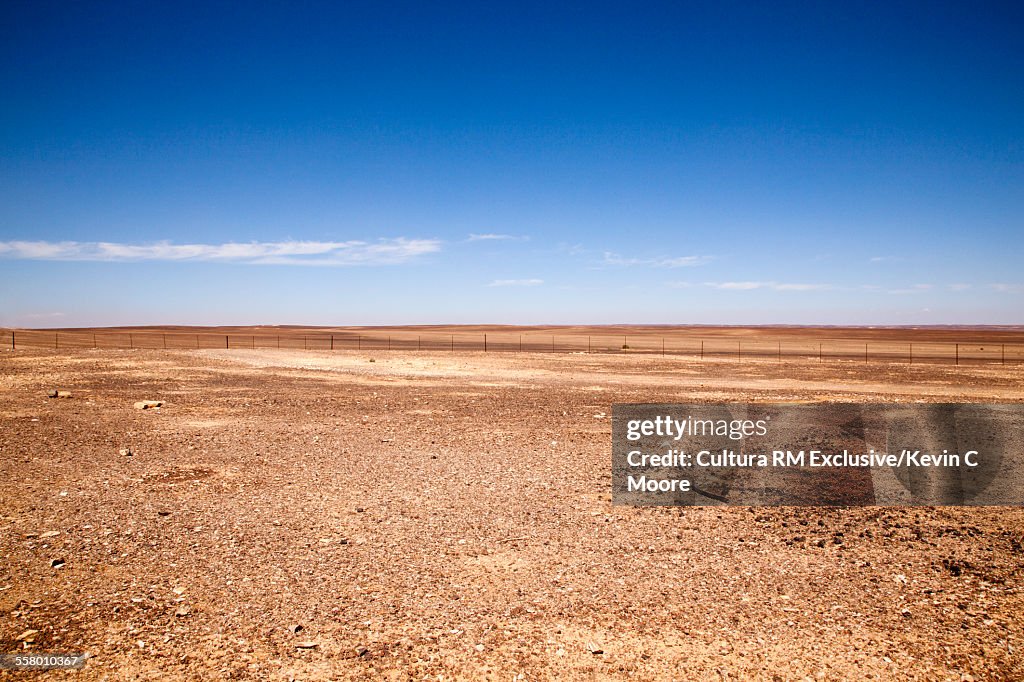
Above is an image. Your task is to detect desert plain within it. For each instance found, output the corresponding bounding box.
[2,325,1024,681]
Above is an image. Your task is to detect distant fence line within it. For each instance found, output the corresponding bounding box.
[2,329,1022,367]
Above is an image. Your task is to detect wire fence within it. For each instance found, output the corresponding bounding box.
[2,328,1022,366]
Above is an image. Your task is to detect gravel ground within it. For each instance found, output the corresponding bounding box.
[1,348,1022,681]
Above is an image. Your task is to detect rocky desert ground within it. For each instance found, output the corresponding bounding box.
[2,336,1023,680]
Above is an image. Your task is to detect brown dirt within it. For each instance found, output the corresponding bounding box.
[7,324,1024,365]
[1,343,1023,680]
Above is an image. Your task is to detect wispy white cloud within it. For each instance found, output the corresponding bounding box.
[0,238,440,266]
[991,283,1023,293]
[488,278,543,287]
[704,281,831,291]
[22,311,65,319]
[773,283,825,291]
[707,281,765,291]
[466,233,525,242]
[869,256,903,263]
[947,283,972,291]
[602,251,711,268]
[887,284,933,295]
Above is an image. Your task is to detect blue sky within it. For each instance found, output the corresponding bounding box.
[1,1,1021,326]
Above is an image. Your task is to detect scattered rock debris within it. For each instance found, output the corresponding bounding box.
[3,343,1023,680]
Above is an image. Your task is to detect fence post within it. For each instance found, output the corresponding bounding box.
[955,343,959,366]
[865,343,868,363]
[129,333,132,349]
[450,335,454,352]
[519,335,522,352]
[484,334,487,352]
[330,334,334,350]
[252,335,255,349]
[388,335,391,351]
[196,334,200,349]
[93,333,97,349]
[700,340,704,360]
[11,331,14,350]
[56,332,59,349]
[819,342,822,363]
[909,343,913,365]
[552,336,555,352]
[662,338,665,356]
[163,333,167,349]
[418,335,421,351]
[225,335,229,349]
[777,341,781,362]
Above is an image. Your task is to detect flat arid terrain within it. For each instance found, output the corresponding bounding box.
[2,326,1023,680]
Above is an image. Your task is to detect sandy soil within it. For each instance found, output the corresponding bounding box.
[1,346,1023,680]
[7,324,1024,365]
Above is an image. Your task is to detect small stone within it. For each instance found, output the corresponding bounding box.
[50,558,65,569]
[16,629,39,642]
[295,641,318,649]
[133,400,163,410]
[48,390,72,399]
[355,646,369,657]
[289,624,304,634]
[39,530,60,539]
[174,607,191,617]
[587,641,604,655]
[475,644,485,652]
[120,447,133,457]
